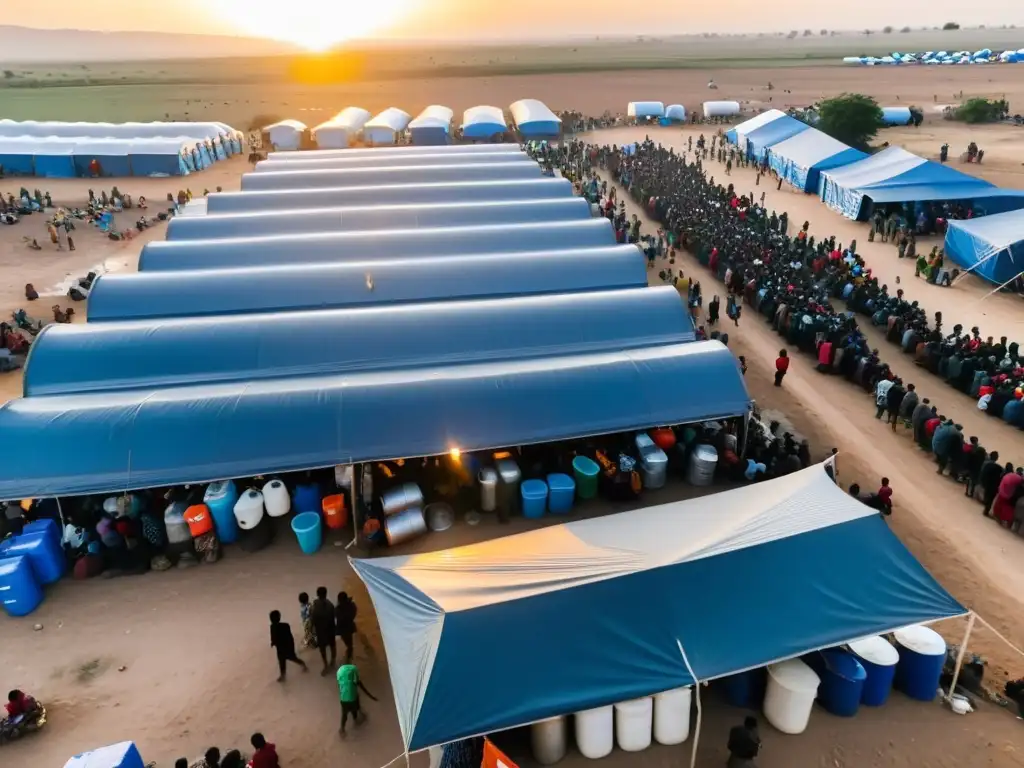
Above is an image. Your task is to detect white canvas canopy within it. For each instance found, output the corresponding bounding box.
[264,120,307,151]
[461,106,508,139]
[313,107,372,149]
[364,108,413,146]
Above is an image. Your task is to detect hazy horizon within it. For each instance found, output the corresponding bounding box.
[3,1,1023,48]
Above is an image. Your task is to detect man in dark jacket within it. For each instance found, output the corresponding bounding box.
[898,384,919,426]
[911,398,932,446]
[963,437,987,497]
[979,451,1003,517]
[885,377,907,431]
[311,587,337,675]
[335,591,358,665]
[727,715,761,767]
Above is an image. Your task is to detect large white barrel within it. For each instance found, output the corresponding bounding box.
[614,697,653,752]
[263,479,292,518]
[653,686,692,745]
[764,659,820,734]
[530,715,567,765]
[574,705,613,759]
[233,488,265,530]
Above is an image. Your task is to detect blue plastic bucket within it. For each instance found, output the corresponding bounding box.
[290,511,323,555]
[546,473,576,514]
[521,479,549,519]
[848,636,899,706]
[293,483,322,514]
[719,668,765,708]
[894,626,945,702]
[23,518,60,549]
[815,650,866,717]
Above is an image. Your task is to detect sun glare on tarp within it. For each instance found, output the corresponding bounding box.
[213,0,413,50]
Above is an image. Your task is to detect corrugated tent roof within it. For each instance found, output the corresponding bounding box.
[165,197,592,240]
[252,151,531,172]
[266,143,521,160]
[0,341,747,498]
[139,218,616,271]
[241,161,542,191]
[204,178,573,215]
[28,287,692,397]
[87,246,650,322]
[353,463,965,751]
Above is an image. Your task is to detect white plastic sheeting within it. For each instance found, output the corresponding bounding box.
[266,143,521,161]
[628,102,666,118]
[665,105,687,122]
[731,109,786,151]
[312,108,372,149]
[165,197,592,240]
[702,101,741,118]
[409,106,454,145]
[364,108,413,145]
[205,177,573,215]
[240,161,543,191]
[510,99,562,136]
[139,218,616,271]
[880,107,913,126]
[252,150,531,172]
[0,120,239,143]
[462,106,508,139]
[264,120,307,151]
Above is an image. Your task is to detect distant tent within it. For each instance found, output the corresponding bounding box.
[725,109,786,151]
[510,99,562,138]
[461,106,508,140]
[944,208,1024,284]
[665,104,687,122]
[364,108,412,146]
[767,128,867,193]
[353,463,965,751]
[627,101,666,119]
[313,108,372,150]
[704,101,740,119]
[409,106,454,146]
[263,120,307,151]
[744,114,809,162]
[881,107,913,126]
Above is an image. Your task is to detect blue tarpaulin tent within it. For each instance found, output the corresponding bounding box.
[461,106,508,139]
[744,115,809,162]
[0,341,747,498]
[724,109,785,149]
[28,287,695,397]
[510,99,562,137]
[0,141,35,174]
[944,208,1024,284]
[819,146,999,219]
[86,246,650,322]
[353,463,966,751]
[767,128,867,192]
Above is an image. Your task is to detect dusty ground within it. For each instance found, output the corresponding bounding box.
[3,86,1024,766]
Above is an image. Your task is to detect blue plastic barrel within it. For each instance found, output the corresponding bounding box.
[848,636,899,706]
[815,650,866,717]
[520,479,549,519]
[546,473,576,514]
[0,531,65,584]
[894,626,946,702]
[293,483,322,515]
[719,668,765,708]
[204,480,240,545]
[290,511,323,554]
[23,518,60,549]
[0,556,44,617]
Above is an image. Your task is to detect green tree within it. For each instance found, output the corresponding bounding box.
[2,70,15,79]
[942,21,960,30]
[955,98,1009,123]
[816,93,885,150]
[883,25,894,33]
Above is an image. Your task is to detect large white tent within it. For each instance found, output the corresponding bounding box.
[263,120,307,151]
[312,107,372,149]
[364,108,413,146]
[461,106,508,140]
[409,106,454,146]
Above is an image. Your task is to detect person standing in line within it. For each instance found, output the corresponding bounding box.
[978,451,1002,517]
[874,376,894,419]
[726,715,761,767]
[269,610,307,682]
[311,587,337,676]
[774,349,789,387]
[335,591,358,665]
[337,662,378,738]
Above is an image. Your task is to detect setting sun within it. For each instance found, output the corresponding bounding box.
[212,0,414,50]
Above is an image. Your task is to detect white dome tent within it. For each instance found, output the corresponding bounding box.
[263,120,307,151]
[409,106,454,146]
[627,101,666,119]
[665,104,687,122]
[702,101,741,118]
[312,107,372,150]
[363,108,413,146]
[461,106,508,140]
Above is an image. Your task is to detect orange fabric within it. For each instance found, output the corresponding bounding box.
[482,739,519,768]
[184,503,214,537]
[322,495,348,530]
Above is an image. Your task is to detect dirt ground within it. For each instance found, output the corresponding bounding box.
[4,77,1024,766]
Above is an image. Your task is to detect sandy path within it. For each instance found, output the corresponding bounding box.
[585,127,1024,683]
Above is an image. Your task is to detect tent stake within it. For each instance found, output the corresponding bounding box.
[947,612,976,704]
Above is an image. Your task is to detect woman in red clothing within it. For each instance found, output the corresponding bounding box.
[992,465,1023,527]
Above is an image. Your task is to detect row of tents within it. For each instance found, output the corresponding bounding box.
[0,121,244,177]
[726,109,1024,235]
[844,48,1024,65]
[265,100,562,151]
[2,143,968,759]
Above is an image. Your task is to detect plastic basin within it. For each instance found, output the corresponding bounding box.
[572,455,600,499]
[290,511,323,554]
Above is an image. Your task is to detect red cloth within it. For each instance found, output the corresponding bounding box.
[925,418,940,438]
[994,473,1023,525]
[817,342,833,366]
[250,744,280,768]
[775,356,790,372]
[878,486,893,504]
[5,692,29,717]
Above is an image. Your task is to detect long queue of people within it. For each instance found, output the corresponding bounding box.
[541,136,1024,534]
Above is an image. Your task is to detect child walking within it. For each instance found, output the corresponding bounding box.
[298,592,316,649]
[269,610,308,682]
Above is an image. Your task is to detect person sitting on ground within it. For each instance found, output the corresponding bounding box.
[249,733,279,768]
[727,715,761,768]
[1,689,43,740]
[190,746,221,768]
[24,284,37,301]
[219,750,245,768]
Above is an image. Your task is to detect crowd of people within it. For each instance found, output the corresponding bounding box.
[537,134,1024,530]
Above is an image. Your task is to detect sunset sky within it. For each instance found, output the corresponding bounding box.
[1,1,1022,49]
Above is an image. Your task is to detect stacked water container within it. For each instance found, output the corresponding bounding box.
[0,518,64,617]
